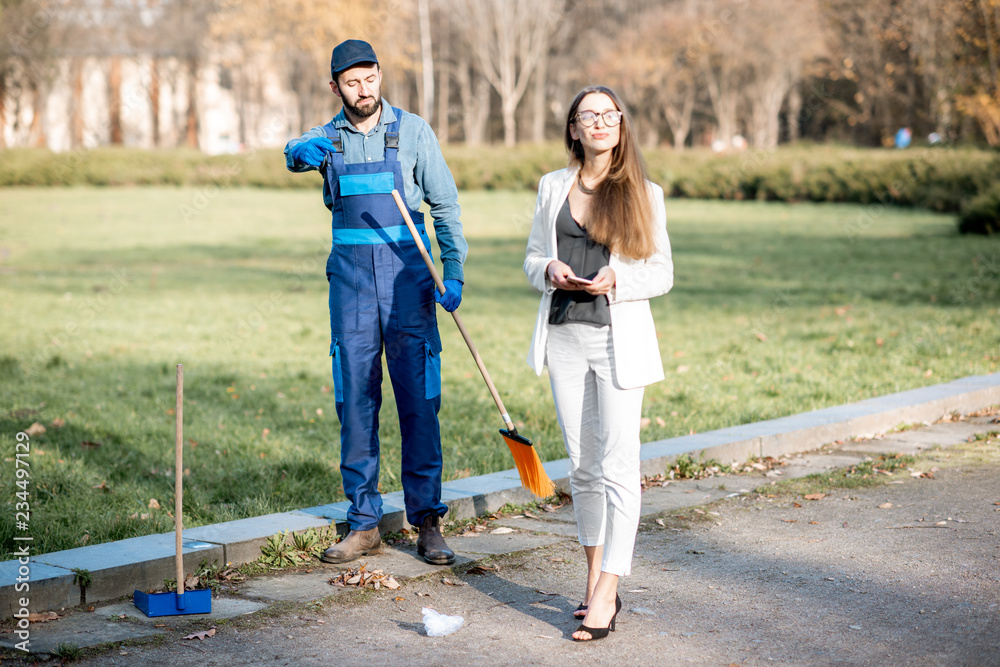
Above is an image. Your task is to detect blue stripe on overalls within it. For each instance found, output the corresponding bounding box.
[322,109,447,531]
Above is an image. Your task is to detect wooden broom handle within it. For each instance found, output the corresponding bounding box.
[175,364,184,597]
[390,190,515,431]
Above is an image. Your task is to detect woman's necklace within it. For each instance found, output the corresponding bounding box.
[576,173,598,195]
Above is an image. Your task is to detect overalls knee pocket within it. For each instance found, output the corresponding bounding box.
[424,334,442,400]
[329,339,344,403]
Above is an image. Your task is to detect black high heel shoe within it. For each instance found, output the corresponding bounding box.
[573,594,622,642]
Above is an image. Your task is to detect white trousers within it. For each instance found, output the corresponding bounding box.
[546,323,644,577]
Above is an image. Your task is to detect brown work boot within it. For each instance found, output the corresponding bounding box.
[417,514,455,565]
[320,527,382,564]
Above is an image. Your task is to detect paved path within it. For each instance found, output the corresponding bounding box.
[3,411,998,665]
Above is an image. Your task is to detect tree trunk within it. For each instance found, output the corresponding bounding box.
[418,0,434,124]
[458,58,489,145]
[472,77,491,144]
[501,96,517,146]
[185,58,199,149]
[150,58,160,147]
[904,72,916,131]
[387,69,410,112]
[786,82,801,143]
[0,71,6,149]
[703,64,738,146]
[437,15,450,143]
[665,84,696,150]
[71,58,85,148]
[531,47,548,143]
[29,79,46,148]
[935,86,952,138]
[109,57,123,145]
[236,65,247,148]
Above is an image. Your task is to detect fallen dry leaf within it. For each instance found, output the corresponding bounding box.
[183,628,216,640]
[148,498,161,509]
[441,577,466,586]
[780,519,798,523]
[878,502,893,509]
[27,612,61,623]
[328,566,396,590]
[467,564,500,575]
[490,527,514,535]
[25,422,46,437]
[80,440,102,449]
[804,493,826,501]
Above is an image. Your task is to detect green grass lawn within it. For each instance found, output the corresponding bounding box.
[1,187,997,556]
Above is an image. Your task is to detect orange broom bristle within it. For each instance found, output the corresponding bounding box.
[502,434,556,498]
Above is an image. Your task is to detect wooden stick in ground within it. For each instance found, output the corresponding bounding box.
[389,190,516,432]
[175,364,183,598]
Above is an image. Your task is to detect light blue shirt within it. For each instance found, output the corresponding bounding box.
[284,100,467,283]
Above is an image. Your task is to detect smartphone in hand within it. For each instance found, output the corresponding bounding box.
[565,275,594,286]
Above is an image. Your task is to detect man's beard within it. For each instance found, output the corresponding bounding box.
[346,91,381,119]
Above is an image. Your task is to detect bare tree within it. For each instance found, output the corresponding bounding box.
[455,53,490,145]
[954,0,1000,144]
[593,4,700,149]
[0,0,58,148]
[435,4,451,142]
[417,0,434,124]
[456,0,564,146]
[741,0,826,149]
[686,0,748,147]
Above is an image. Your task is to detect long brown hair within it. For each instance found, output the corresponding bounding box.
[565,86,656,260]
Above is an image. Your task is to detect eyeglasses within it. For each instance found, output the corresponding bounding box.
[575,109,623,128]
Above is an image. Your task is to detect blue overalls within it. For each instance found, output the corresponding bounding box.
[322,109,447,532]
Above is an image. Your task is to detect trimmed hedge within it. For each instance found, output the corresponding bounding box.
[958,183,1000,234]
[1,143,998,228]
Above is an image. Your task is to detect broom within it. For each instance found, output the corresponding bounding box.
[391,190,555,498]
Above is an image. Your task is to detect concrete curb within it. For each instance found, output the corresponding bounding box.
[3,373,998,616]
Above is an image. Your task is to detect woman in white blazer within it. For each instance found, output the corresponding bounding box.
[524,86,673,641]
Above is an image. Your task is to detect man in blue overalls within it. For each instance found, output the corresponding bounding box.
[285,40,467,565]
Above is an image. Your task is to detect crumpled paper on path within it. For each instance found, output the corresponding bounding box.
[422,607,464,636]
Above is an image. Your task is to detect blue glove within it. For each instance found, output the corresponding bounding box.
[289,136,335,167]
[434,279,463,312]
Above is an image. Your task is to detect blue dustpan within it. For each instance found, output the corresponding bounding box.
[133,588,212,617]
[133,364,212,617]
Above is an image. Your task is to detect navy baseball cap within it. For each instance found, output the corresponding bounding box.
[331,39,379,79]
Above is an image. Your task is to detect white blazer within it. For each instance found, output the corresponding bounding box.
[524,167,674,390]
